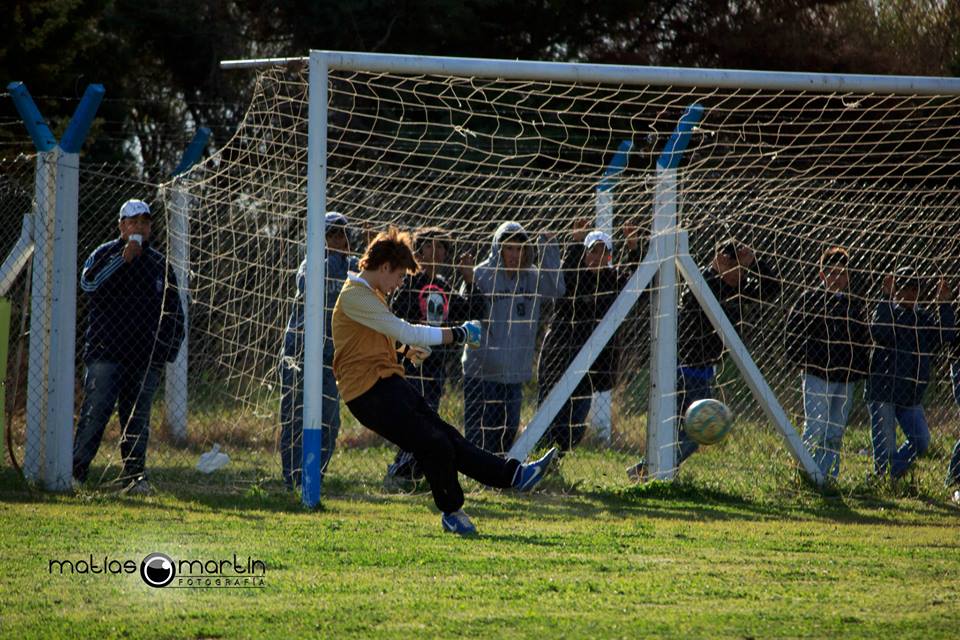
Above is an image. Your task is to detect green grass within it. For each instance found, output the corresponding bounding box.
[2,445,960,639]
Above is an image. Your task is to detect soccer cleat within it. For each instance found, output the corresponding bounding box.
[441,509,477,535]
[513,447,558,492]
[122,477,153,496]
[626,459,648,483]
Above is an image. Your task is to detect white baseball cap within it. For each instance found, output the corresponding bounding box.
[118,199,151,220]
[325,211,348,227]
[583,230,613,252]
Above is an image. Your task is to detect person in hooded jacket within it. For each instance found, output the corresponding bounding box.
[536,219,643,453]
[462,221,565,455]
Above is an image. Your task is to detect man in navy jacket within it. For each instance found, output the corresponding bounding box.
[72,199,185,494]
[867,267,954,479]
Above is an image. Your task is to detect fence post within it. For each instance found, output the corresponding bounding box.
[165,128,211,442]
[646,104,702,481]
[9,81,103,491]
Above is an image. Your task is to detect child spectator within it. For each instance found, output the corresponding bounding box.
[785,247,869,479]
[867,268,954,479]
[462,221,565,455]
[537,219,642,453]
[279,212,358,490]
[627,239,781,480]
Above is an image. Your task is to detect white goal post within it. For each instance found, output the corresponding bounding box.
[217,51,960,505]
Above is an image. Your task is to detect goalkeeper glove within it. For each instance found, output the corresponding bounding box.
[450,321,482,348]
[406,344,432,367]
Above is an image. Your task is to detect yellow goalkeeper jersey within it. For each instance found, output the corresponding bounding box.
[331,275,406,402]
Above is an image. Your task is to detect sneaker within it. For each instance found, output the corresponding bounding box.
[122,477,153,496]
[441,509,477,535]
[626,459,647,483]
[513,447,558,492]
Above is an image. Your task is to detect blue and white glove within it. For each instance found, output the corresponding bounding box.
[462,320,482,348]
[451,321,482,348]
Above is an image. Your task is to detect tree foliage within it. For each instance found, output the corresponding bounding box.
[1,0,957,171]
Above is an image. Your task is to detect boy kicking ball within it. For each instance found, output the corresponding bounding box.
[331,227,557,535]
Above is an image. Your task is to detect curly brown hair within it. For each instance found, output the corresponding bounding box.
[359,226,420,273]
[819,246,849,272]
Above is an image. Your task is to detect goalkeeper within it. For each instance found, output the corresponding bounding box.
[332,227,557,535]
[628,240,782,481]
[384,227,486,490]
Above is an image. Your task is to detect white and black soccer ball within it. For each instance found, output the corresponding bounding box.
[683,399,733,446]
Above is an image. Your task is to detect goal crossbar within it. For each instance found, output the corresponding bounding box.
[222,50,960,95]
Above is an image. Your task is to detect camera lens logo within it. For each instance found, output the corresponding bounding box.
[140,553,175,588]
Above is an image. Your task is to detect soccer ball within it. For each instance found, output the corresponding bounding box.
[683,399,733,446]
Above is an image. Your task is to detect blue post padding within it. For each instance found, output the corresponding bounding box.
[597,139,633,192]
[656,103,705,170]
[60,84,105,153]
[172,127,212,176]
[7,82,57,152]
[301,429,323,508]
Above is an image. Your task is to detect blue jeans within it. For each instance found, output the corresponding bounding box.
[868,401,930,478]
[801,373,855,479]
[279,356,340,489]
[72,361,162,483]
[463,377,522,455]
[676,368,715,466]
[948,362,960,485]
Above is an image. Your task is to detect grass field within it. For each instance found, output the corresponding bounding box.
[2,437,960,639]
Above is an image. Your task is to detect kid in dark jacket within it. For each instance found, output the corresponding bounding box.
[537,221,643,453]
[785,247,869,479]
[867,267,954,479]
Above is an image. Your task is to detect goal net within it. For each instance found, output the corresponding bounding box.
[17,53,958,499]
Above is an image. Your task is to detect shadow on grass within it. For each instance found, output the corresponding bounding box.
[3,465,957,530]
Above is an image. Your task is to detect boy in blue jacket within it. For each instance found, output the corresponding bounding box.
[867,267,954,479]
[279,212,358,490]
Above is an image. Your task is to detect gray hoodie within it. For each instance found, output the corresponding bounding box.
[462,221,565,383]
